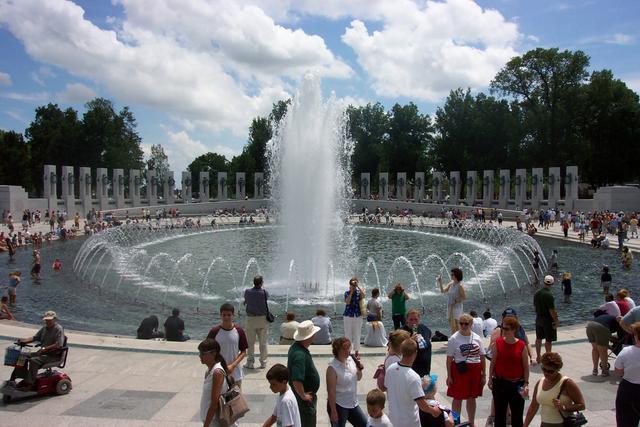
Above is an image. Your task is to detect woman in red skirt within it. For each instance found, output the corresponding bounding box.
[446,313,487,426]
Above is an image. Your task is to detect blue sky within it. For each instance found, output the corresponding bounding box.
[0,0,638,174]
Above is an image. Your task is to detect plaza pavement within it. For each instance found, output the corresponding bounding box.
[0,320,620,426]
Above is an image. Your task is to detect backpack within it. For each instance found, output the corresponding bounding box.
[373,355,390,391]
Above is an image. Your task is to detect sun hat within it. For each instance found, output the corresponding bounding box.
[502,308,517,318]
[42,310,57,320]
[544,275,555,285]
[294,320,321,341]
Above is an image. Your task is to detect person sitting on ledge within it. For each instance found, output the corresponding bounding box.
[137,315,164,339]
[164,308,190,342]
[311,309,332,345]
[364,320,388,347]
[280,312,299,345]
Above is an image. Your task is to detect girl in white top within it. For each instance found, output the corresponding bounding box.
[199,339,237,427]
[326,337,367,427]
[438,268,466,333]
[614,321,640,427]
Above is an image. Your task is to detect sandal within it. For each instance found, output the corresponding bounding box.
[592,368,598,376]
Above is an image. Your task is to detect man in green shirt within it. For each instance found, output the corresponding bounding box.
[533,275,559,363]
[388,283,411,329]
[288,320,321,426]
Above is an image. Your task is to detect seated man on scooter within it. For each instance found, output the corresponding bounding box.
[12,311,65,390]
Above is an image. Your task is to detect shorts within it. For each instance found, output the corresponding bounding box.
[6,287,16,296]
[535,317,557,342]
[586,321,610,347]
[31,264,41,274]
[447,361,484,399]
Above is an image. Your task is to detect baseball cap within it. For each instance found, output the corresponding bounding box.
[544,275,555,285]
[502,308,517,318]
[42,310,57,320]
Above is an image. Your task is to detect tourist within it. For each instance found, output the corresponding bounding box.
[206,303,248,387]
[326,337,367,427]
[243,275,271,369]
[366,288,383,321]
[136,315,164,339]
[483,310,498,337]
[11,310,64,390]
[4,237,15,260]
[402,308,432,377]
[376,329,411,392]
[364,320,387,347]
[619,306,640,335]
[311,309,332,345]
[387,282,410,329]
[621,246,633,269]
[198,338,236,427]
[164,307,190,342]
[469,310,484,337]
[601,265,612,295]
[523,352,586,427]
[385,338,443,427]
[52,259,62,271]
[343,277,365,355]
[280,312,299,345]
[6,271,21,306]
[614,321,640,427]
[620,289,636,308]
[531,250,541,284]
[0,296,15,320]
[560,272,572,304]
[488,308,535,365]
[445,313,486,427]
[288,320,321,427]
[488,316,529,427]
[421,374,455,427]
[365,389,392,427]
[587,312,623,376]
[30,249,41,280]
[630,216,639,239]
[437,267,466,333]
[549,250,559,273]
[262,363,302,427]
[533,275,558,363]
[616,290,632,316]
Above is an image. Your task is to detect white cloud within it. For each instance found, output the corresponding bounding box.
[623,75,640,94]
[30,66,55,86]
[4,110,28,123]
[56,82,96,103]
[341,0,520,101]
[0,71,11,86]
[0,91,49,102]
[579,32,635,46]
[162,130,240,176]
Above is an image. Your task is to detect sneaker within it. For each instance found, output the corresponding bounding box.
[244,363,255,370]
[601,370,610,377]
[260,362,267,369]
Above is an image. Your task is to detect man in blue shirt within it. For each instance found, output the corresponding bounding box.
[243,275,270,369]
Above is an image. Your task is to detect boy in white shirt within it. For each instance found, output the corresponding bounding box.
[365,388,392,427]
[262,364,302,427]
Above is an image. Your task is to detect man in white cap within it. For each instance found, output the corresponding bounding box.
[533,275,559,363]
[12,310,65,390]
[287,320,321,427]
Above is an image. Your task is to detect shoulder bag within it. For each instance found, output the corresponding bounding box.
[556,378,587,427]
[373,355,390,391]
[264,290,275,323]
[218,371,250,427]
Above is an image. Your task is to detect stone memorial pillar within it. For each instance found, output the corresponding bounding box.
[79,167,92,215]
[396,172,407,201]
[414,172,425,202]
[218,172,227,200]
[498,169,510,208]
[515,168,526,210]
[360,173,371,199]
[254,172,264,198]
[43,165,58,213]
[61,165,75,216]
[465,171,477,205]
[547,167,560,208]
[96,167,109,211]
[113,169,125,209]
[565,166,578,209]
[147,170,158,206]
[199,171,209,202]
[530,168,543,209]
[449,171,461,205]
[181,171,192,203]
[432,171,444,202]
[482,170,494,207]
[236,172,246,200]
[165,171,175,204]
[130,169,141,207]
[379,173,389,200]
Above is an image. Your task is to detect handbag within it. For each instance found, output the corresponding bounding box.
[218,373,250,426]
[263,290,275,323]
[455,361,468,374]
[556,378,587,427]
[373,355,390,390]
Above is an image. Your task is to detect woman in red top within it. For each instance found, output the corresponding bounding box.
[488,316,529,427]
[616,291,631,316]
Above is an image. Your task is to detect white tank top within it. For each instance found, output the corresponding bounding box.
[200,362,233,427]
[329,358,359,409]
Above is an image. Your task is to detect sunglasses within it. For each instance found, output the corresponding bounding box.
[199,350,215,357]
[459,322,470,326]
[541,367,556,374]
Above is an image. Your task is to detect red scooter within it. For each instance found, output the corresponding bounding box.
[1,340,72,403]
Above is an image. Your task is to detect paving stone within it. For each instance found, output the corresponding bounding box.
[63,389,175,420]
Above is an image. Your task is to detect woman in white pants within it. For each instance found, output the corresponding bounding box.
[343,277,365,356]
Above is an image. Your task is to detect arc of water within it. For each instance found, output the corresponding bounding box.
[363,257,381,291]
[198,256,237,312]
[503,247,530,286]
[419,254,449,291]
[89,251,110,285]
[285,259,296,314]
[135,252,172,301]
[114,250,148,297]
[444,252,486,300]
[98,260,114,291]
[164,253,193,306]
[241,258,263,291]
[80,245,106,279]
[472,249,506,296]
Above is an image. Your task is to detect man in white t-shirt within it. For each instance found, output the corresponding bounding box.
[482,311,498,337]
[384,338,442,427]
[206,303,248,385]
[470,310,484,337]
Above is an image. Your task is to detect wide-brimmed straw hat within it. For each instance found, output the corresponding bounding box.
[294,320,320,341]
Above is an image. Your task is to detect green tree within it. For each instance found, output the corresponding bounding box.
[187,152,229,197]
[347,103,388,179]
[146,144,170,178]
[0,130,31,190]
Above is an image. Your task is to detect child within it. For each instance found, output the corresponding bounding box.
[549,250,559,274]
[578,222,586,242]
[0,296,15,320]
[420,374,454,427]
[52,259,62,271]
[7,271,21,306]
[365,388,392,427]
[601,266,612,295]
[561,272,572,303]
[206,303,248,386]
[262,363,301,427]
